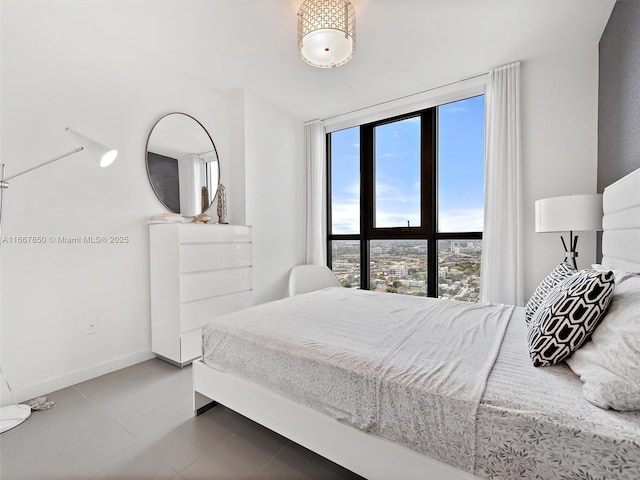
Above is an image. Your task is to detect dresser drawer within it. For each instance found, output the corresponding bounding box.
[150,222,252,367]
[179,267,252,303]
[180,290,253,332]
[179,243,252,273]
[178,224,252,244]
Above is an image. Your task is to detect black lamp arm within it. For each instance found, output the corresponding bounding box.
[560,231,579,269]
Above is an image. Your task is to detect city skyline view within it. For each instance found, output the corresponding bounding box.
[331,239,482,302]
[329,96,485,301]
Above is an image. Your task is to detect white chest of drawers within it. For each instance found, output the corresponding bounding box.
[149,223,253,366]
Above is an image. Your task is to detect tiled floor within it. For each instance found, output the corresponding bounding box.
[0,359,364,480]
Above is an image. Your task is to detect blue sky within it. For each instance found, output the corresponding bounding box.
[331,95,484,234]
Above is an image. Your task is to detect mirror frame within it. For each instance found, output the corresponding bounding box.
[145,112,220,216]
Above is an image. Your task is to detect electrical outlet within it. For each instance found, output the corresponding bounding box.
[87,317,99,335]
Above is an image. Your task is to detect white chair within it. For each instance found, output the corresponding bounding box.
[288,265,341,296]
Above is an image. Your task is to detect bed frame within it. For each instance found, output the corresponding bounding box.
[601,167,640,271]
[193,362,476,480]
[193,167,640,480]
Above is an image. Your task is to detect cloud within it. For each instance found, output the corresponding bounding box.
[331,196,483,234]
[375,179,419,203]
[333,153,359,163]
[441,104,468,114]
[331,201,360,234]
[379,151,406,159]
[438,208,484,232]
[375,211,421,228]
[340,181,359,196]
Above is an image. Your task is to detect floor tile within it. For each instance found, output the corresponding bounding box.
[90,449,177,480]
[198,405,254,434]
[0,361,362,480]
[1,409,119,480]
[0,387,98,444]
[93,369,192,425]
[75,359,189,409]
[123,392,193,443]
[145,406,249,472]
[14,423,142,480]
[251,442,337,480]
[75,359,180,392]
[179,443,258,480]
[330,464,366,480]
[222,420,290,463]
[181,421,289,480]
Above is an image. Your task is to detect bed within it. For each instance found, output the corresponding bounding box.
[193,168,640,480]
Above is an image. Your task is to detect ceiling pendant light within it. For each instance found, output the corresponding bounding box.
[297,0,356,68]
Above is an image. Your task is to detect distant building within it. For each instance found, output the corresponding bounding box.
[448,241,481,254]
[389,265,407,279]
[333,243,358,251]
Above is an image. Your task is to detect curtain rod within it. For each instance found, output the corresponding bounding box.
[304,71,488,126]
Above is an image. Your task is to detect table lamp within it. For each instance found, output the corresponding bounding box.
[535,194,603,269]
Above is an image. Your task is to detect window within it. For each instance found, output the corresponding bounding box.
[327,95,484,301]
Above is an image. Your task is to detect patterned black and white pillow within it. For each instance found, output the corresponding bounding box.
[525,262,577,325]
[527,269,615,367]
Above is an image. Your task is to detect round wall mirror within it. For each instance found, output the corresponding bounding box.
[146,113,220,217]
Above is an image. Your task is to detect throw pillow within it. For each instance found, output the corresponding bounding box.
[527,269,614,367]
[525,262,577,325]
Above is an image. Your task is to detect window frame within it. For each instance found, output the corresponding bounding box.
[327,100,483,298]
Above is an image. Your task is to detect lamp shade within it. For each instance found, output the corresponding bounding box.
[66,127,118,167]
[297,0,356,68]
[535,194,603,233]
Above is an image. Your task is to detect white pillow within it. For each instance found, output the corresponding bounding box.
[566,276,640,411]
[591,264,639,285]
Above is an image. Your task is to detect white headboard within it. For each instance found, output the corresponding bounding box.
[601,167,640,272]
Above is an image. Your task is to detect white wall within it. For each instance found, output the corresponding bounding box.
[242,92,305,304]
[227,90,248,226]
[0,3,305,403]
[522,46,599,298]
[0,2,237,402]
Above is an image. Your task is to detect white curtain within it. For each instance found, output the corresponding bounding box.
[304,120,326,265]
[480,62,524,306]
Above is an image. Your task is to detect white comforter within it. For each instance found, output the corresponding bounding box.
[203,287,513,472]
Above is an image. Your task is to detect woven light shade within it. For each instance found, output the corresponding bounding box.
[297,0,356,68]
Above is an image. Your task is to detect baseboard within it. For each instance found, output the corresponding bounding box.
[14,350,155,403]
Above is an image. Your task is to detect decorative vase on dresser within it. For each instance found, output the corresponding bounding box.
[149,223,253,367]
